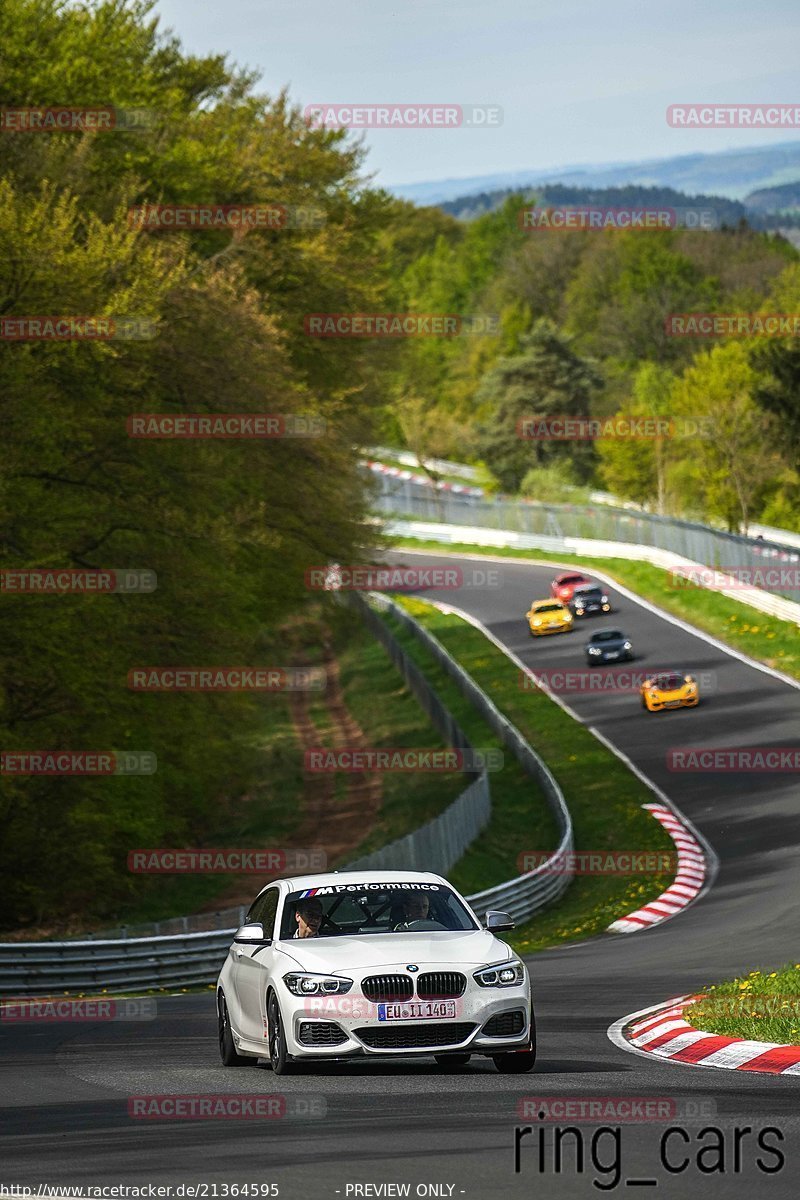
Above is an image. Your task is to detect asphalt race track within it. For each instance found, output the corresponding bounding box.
[2,549,800,1199]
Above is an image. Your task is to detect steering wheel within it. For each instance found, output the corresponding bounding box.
[401,918,447,932]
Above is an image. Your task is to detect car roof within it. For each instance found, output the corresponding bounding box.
[251,869,451,902]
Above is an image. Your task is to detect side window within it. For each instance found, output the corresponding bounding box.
[246,887,279,937]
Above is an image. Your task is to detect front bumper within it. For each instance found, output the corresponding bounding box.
[644,693,698,711]
[277,972,532,1059]
[530,622,572,636]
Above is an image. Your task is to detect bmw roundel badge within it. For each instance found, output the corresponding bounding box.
[406,964,419,972]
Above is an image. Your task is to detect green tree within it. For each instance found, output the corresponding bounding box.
[671,342,779,532]
[474,320,602,493]
[596,363,677,512]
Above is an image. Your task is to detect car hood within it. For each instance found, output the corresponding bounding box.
[275,929,512,973]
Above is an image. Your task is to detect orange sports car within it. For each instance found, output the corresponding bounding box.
[640,671,699,712]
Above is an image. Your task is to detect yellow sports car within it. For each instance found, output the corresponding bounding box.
[526,599,574,637]
[640,671,699,712]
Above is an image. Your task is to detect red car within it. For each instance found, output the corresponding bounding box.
[551,572,593,604]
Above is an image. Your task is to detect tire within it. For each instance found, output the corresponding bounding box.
[218,990,258,1067]
[492,1007,536,1074]
[267,991,292,1075]
[434,1053,471,1070]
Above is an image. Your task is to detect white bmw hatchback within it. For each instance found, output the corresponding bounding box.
[216,870,535,1074]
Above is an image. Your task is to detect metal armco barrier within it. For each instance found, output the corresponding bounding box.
[363,593,573,922]
[0,594,573,994]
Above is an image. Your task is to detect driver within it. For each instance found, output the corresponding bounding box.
[394,893,430,930]
[294,897,324,938]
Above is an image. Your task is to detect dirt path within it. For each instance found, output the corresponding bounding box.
[291,637,383,863]
[200,639,383,913]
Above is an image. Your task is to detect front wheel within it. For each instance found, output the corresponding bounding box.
[268,991,292,1075]
[218,990,258,1067]
[434,1053,471,1071]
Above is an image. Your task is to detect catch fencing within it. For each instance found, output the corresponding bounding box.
[373,474,800,599]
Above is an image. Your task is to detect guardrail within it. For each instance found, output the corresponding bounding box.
[364,593,573,921]
[0,594,573,994]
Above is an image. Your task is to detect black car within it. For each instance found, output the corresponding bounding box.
[569,583,612,618]
[585,628,633,663]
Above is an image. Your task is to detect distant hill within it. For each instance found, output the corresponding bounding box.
[389,140,800,208]
[744,180,800,213]
[441,183,750,225]
[438,181,800,232]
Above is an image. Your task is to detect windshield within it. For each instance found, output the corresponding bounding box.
[654,673,686,690]
[574,586,601,597]
[280,882,479,938]
[558,575,585,585]
[534,602,564,613]
[591,630,623,642]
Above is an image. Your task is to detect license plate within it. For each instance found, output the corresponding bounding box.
[605,651,619,659]
[378,1001,457,1021]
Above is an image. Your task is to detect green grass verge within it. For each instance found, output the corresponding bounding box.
[391,536,800,682]
[685,964,800,1044]
[385,596,675,953]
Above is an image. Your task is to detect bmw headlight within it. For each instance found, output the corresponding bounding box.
[623,641,632,650]
[588,646,601,655]
[473,960,525,988]
[601,594,609,603]
[284,973,353,996]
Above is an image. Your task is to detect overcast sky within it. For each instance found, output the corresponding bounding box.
[153,0,800,188]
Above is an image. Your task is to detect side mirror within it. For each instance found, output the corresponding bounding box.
[485,909,515,932]
[685,674,695,684]
[233,922,270,944]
